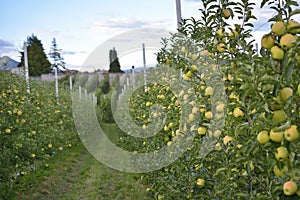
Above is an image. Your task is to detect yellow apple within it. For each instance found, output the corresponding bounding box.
[284,125,300,142]
[279,87,293,102]
[48,143,53,148]
[222,8,231,19]
[261,34,275,49]
[191,65,198,72]
[217,28,224,37]
[223,135,233,145]
[270,129,284,143]
[275,146,288,161]
[198,127,207,135]
[181,46,186,54]
[280,33,297,48]
[244,161,255,171]
[205,111,213,120]
[142,124,147,130]
[217,43,226,52]
[164,125,169,132]
[216,103,225,112]
[186,70,193,78]
[287,20,300,34]
[205,86,214,96]
[31,154,36,158]
[272,109,287,124]
[196,178,205,187]
[257,130,270,144]
[273,165,288,177]
[188,113,195,122]
[233,107,244,118]
[283,181,298,196]
[271,21,286,36]
[229,29,239,38]
[183,74,190,80]
[270,46,284,60]
[145,102,152,107]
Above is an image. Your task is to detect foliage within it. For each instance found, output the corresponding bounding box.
[48,37,65,70]
[0,71,78,199]
[117,0,300,199]
[18,34,51,76]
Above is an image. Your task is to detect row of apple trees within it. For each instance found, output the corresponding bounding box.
[116,0,300,199]
[0,71,79,199]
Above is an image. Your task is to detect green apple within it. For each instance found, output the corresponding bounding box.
[270,46,285,60]
[279,87,293,102]
[217,43,226,52]
[181,46,186,54]
[222,8,231,19]
[287,20,300,34]
[275,146,288,161]
[197,127,207,135]
[191,65,198,72]
[186,70,193,78]
[257,130,270,144]
[223,135,233,145]
[164,125,169,132]
[272,109,287,124]
[216,103,225,112]
[270,129,284,143]
[284,125,300,142]
[273,165,288,177]
[280,33,297,48]
[217,28,224,37]
[188,113,195,122]
[204,111,212,120]
[271,21,286,36]
[233,107,244,118]
[283,181,298,196]
[196,178,205,187]
[261,34,275,49]
[205,86,214,96]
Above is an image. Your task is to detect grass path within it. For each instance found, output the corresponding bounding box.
[16,124,152,200]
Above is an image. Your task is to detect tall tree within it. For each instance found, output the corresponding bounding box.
[19,34,51,76]
[49,38,65,70]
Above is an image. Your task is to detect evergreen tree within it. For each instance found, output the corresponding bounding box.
[19,34,51,76]
[100,74,110,94]
[108,47,123,73]
[49,38,65,70]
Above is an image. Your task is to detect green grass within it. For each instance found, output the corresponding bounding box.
[101,123,119,144]
[15,123,153,200]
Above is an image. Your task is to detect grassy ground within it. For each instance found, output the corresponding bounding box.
[15,124,152,200]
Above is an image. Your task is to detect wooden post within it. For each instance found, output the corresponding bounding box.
[69,75,73,91]
[143,43,147,92]
[54,67,59,102]
[24,42,30,94]
[131,66,135,87]
[176,0,182,30]
[79,86,82,98]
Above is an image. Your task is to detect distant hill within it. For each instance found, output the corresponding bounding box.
[0,56,19,70]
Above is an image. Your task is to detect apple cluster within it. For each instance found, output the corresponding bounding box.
[261,20,300,60]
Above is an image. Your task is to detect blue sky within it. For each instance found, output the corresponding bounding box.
[1,0,299,71]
